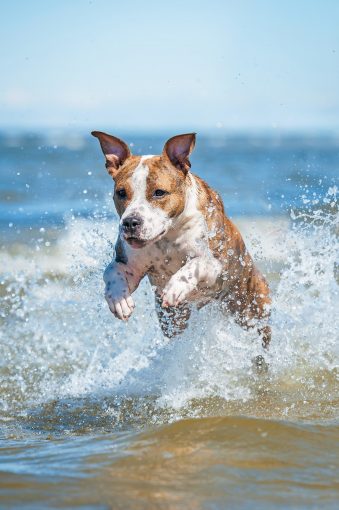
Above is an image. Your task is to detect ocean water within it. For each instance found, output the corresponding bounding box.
[0,131,338,509]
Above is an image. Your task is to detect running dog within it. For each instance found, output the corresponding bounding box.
[92,132,271,348]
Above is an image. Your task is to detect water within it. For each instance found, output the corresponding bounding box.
[0,131,338,508]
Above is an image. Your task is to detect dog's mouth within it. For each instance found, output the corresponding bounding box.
[125,237,147,249]
[125,230,166,249]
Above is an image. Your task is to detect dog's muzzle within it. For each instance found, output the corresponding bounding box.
[122,214,145,248]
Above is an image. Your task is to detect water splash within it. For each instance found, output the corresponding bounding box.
[0,189,338,431]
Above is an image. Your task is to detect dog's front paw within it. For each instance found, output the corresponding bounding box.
[161,278,192,308]
[105,288,135,321]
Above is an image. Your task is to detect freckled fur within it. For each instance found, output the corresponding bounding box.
[193,174,271,338]
[93,131,271,348]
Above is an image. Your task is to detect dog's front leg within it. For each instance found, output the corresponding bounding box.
[155,295,191,338]
[103,261,143,321]
[161,257,221,308]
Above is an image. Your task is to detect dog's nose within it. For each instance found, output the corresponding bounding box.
[122,216,142,232]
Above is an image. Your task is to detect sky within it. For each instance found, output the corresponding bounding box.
[0,0,338,132]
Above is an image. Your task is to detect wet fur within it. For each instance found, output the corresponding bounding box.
[92,132,271,349]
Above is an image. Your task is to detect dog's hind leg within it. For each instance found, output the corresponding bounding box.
[231,267,272,350]
[221,271,271,371]
[154,295,191,339]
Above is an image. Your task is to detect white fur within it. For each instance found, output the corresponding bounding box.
[120,155,172,243]
[130,155,152,203]
[168,173,211,257]
[120,155,152,221]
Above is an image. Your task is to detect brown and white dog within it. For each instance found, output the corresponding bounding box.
[92,131,271,349]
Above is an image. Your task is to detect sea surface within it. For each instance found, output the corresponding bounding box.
[0,131,338,509]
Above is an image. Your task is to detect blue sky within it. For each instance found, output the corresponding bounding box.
[0,0,338,131]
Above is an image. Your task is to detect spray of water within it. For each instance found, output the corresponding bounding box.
[0,188,338,429]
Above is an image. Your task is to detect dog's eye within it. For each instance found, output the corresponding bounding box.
[153,189,167,198]
[116,188,127,199]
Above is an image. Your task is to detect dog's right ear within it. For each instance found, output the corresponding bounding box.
[91,131,131,178]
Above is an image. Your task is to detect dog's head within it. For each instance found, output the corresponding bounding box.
[92,131,196,249]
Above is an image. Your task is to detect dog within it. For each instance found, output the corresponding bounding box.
[92,131,271,349]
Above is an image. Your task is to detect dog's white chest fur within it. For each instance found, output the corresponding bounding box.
[148,224,206,287]
[142,177,214,291]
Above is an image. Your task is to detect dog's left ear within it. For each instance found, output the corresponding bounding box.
[163,133,196,174]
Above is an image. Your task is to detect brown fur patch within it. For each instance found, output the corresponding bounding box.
[112,156,142,216]
[193,174,271,347]
[145,156,187,217]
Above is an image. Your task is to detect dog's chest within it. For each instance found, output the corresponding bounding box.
[146,216,208,288]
